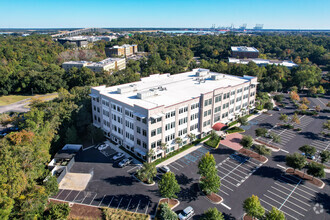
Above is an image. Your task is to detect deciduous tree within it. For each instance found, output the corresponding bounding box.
[286,153,306,171]
[243,195,265,219]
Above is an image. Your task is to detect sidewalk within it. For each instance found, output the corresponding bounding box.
[156,140,208,167]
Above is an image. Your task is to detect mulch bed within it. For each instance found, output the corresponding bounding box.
[206,192,223,204]
[243,214,254,220]
[159,198,179,209]
[286,168,324,188]
[238,148,267,163]
[306,158,330,169]
[133,173,154,185]
[49,199,103,220]
[254,139,280,151]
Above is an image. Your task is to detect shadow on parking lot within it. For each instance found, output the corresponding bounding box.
[103,175,137,186]
[259,122,273,129]
[223,212,236,220]
[299,131,320,140]
[75,149,114,163]
[273,154,286,163]
[178,182,199,202]
[253,166,285,180]
[312,192,330,214]
[176,173,194,186]
[212,147,236,156]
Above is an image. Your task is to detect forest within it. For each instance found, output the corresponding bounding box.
[0,33,329,96]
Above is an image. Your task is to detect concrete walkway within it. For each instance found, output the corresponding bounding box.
[156,139,208,167]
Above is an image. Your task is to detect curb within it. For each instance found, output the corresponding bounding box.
[131,174,156,186]
[285,168,325,189]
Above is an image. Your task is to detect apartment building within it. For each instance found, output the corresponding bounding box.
[105,44,138,57]
[57,36,89,48]
[231,46,259,59]
[62,58,126,73]
[90,69,257,162]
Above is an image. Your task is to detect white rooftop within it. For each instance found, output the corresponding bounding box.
[228,58,298,68]
[93,69,255,109]
[231,46,259,53]
[111,44,136,49]
[63,58,124,67]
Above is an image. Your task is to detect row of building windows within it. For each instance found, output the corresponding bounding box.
[203,120,211,127]
[125,120,134,130]
[178,128,187,136]
[151,127,162,137]
[178,117,188,125]
[165,122,176,130]
[125,132,134,141]
[214,106,221,113]
[112,114,122,124]
[190,123,198,131]
[165,133,175,142]
[136,139,147,149]
[165,110,176,119]
[191,113,198,120]
[204,109,211,117]
[179,107,188,114]
[125,109,134,118]
[204,98,212,106]
[191,103,199,110]
[103,109,110,117]
[151,117,162,124]
[111,103,122,113]
[102,99,110,107]
[215,95,222,103]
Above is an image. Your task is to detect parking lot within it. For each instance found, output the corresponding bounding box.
[310,137,330,167]
[215,155,263,196]
[258,174,320,220]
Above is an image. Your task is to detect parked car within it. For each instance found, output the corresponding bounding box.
[98,143,109,151]
[112,152,125,161]
[301,153,316,160]
[158,165,170,173]
[273,106,281,111]
[178,206,194,220]
[118,157,133,167]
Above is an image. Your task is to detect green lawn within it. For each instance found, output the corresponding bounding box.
[204,137,221,148]
[227,127,245,134]
[0,95,34,106]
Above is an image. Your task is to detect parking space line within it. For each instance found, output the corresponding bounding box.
[168,164,179,171]
[260,198,298,220]
[221,184,234,191]
[267,190,308,211]
[264,194,281,205]
[55,189,64,199]
[173,161,184,168]
[145,201,150,215]
[275,183,311,201]
[279,179,301,210]
[300,184,318,193]
[127,165,140,173]
[63,190,72,201]
[218,167,245,179]
[126,199,132,211]
[73,191,82,202]
[271,187,311,206]
[116,197,123,209]
[81,194,88,204]
[89,194,97,205]
[221,178,239,187]
[219,190,229,196]
[221,173,241,183]
[220,161,244,180]
[98,195,106,207]
[280,149,290,153]
[108,196,114,207]
[220,202,231,210]
[135,200,140,213]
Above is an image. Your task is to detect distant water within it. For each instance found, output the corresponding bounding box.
[162,30,226,34]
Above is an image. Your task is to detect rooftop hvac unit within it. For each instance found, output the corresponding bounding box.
[196,69,209,77]
[211,75,225,80]
[117,84,137,94]
[137,89,159,99]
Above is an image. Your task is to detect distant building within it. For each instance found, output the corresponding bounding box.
[105,44,138,57]
[57,36,89,47]
[90,69,257,162]
[62,58,126,73]
[228,58,298,69]
[87,35,117,42]
[231,46,259,59]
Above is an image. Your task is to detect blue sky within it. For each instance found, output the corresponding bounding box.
[1,0,329,29]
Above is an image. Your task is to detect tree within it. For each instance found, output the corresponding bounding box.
[238,117,248,126]
[264,102,274,111]
[198,152,217,177]
[147,148,155,162]
[161,143,168,158]
[317,85,325,94]
[307,162,325,180]
[301,97,310,105]
[320,151,330,164]
[175,137,182,145]
[290,91,300,102]
[315,105,321,112]
[136,162,157,184]
[298,104,308,111]
[273,94,284,102]
[270,133,281,143]
[243,195,265,220]
[158,203,177,220]
[323,120,330,130]
[43,203,70,220]
[299,145,316,157]
[255,128,268,137]
[0,196,14,220]
[279,114,288,123]
[290,86,298,93]
[309,86,318,95]
[87,124,105,144]
[240,135,253,149]
[202,207,224,220]
[254,145,271,158]
[291,113,300,125]
[64,126,79,144]
[265,207,285,220]
[158,172,181,200]
[210,130,219,140]
[286,153,306,171]
[43,176,59,196]
[188,133,196,143]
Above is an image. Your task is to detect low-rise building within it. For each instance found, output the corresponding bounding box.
[62,58,126,73]
[105,44,138,57]
[57,36,89,47]
[231,46,259,59]
[90,68,257,162]
[228,57,298,69]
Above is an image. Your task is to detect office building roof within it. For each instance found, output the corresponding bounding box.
[231,46,259,53]
[92,69,255,110]
[228,57,298,68]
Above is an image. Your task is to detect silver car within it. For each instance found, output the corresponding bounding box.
[118,157,133,167]
[158,165,170,173]
[112,152,125,161]
[178,206,194,220]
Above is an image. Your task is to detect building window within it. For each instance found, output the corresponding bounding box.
[214,106,221,113]
[142,142,147,149]
[151,129,156,137]
[136,126,141,134]
[151,142,156,148]
[157,127,162,134]
[142,129,147,136]
[137,139,141,146]
[215,95,222,103]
